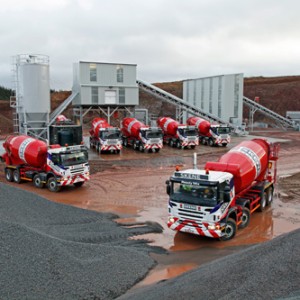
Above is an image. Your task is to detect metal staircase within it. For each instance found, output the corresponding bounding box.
[243,96,297,130]
[137,79,236,130]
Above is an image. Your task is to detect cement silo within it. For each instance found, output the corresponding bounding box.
[13,54,50,137]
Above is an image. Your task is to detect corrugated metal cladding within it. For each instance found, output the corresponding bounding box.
[183,74,244,125]
[72,61,139,106]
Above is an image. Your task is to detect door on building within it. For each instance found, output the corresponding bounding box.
[105,90,117,104]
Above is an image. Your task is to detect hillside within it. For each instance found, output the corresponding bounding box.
[0,76,299,136]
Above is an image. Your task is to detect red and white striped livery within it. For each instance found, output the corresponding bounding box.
[89,118,122,154]
[157,117,199,149]
[187,116,231,147]
[121,118,163,152]
[166,138,279,240]
[1,135,89,192]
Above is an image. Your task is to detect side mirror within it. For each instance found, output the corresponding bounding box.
[165,180,171,195]
[224,186,231,202]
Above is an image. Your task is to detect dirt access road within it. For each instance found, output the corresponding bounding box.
[1,131,300,288]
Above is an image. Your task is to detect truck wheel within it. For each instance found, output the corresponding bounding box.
[133,141,137,150]
[5,168,13,182]
[123,138,128,147]
[222,143,227,147]
[170,140,174,147]
[266,186,274,206]
[13,169,21,184]
[96,144,101,153]
[176,141,181,149]
[33,174,44,189]
[47,177,61,192]
[155,148,160,153]
[208,139,214,147]
[74,181,84,188]
[201,139,206,146]
[191,145,195,149]
[239,208,250,229]
[258,191,267,212]
[139,144,144,152]
[220,218,237,241]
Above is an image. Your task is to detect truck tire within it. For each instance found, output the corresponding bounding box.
[123,138,128,147]
[33,174,44,189]
[13,169,21,184]
[191,145,195,149]
[139,144,144,152]
[96,143,101,153]
[170,140,174,147]
[266,186,274,206]
[222,143,227,147]
[239,207,250,229]
[201,139,206,146]
[74,181,84,188]
[208,139,214,147]
[258,191,267,212]
[220,218,237,241]
[47,177,61,192]
[176,141,181,149]
[5,168,13,182]
[133,141,137,150]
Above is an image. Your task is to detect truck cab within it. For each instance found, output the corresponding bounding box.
[209,125,231,147]
[138,127,163,152]
[98,127,122,153]
[167,169,234,240]
[46,144,90,191]
[176,125,199,149]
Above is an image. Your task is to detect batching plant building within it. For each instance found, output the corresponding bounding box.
[72,61,139,106]
[183,73,244,125]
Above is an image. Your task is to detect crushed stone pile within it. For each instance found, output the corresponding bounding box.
[119,228,300,300]
[0,183,164,300]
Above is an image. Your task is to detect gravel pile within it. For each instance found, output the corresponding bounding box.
[0,183,164,300]
[119,228,300,300]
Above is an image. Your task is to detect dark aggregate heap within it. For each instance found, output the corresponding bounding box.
[0,183,164,300]
[119,228,300,300]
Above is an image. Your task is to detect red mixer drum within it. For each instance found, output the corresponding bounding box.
[56,115,68,123]
[205,139,270,193]
[187,116,211,136]
[157,117,179,136]
[90,118,111,137]
[122,118,146,139]
[3,135,48,168]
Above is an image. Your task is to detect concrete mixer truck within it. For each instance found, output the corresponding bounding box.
[157,117,199,149]
[187,116,231,147]
[0,135,90,192]
[89,118,122,154]
[121,118,163,152]
[166,138,279,240]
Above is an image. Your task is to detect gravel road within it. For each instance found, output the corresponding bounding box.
[0,183,164,300]
[119,228,300,300]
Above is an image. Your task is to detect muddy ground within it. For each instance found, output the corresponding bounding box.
[0,130,299,291]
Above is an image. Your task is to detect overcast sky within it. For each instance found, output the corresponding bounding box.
[0,0,299,90]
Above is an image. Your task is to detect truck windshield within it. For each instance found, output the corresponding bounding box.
[100,130,121,140]
[59,151,88,167]
[170,182,218,207]
[216,127,230,134]
[178,128,197,137]
[145,130,163,139]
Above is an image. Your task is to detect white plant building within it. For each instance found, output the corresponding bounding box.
[183,73,244,125]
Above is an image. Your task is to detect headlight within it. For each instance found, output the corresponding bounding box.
[208,224,220,230]
[168,216,175,224]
